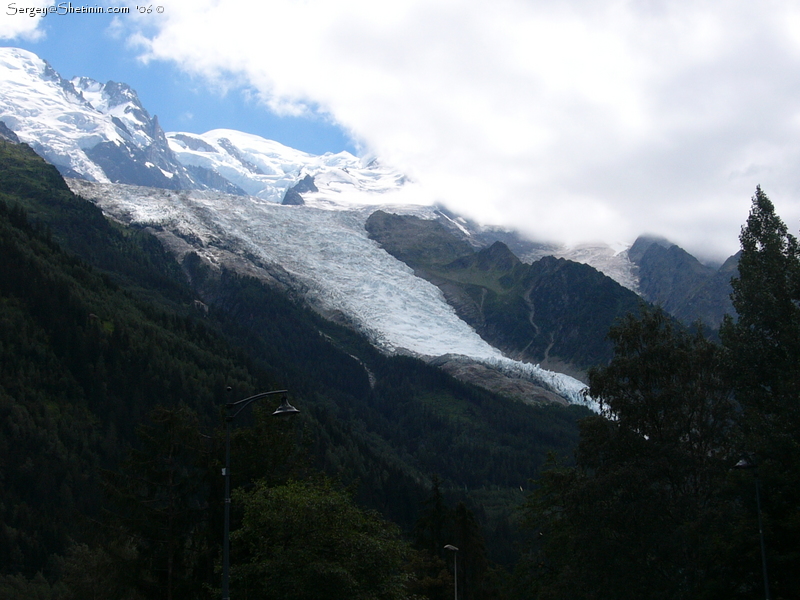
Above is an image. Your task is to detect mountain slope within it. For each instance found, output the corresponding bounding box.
[1,46,733,336]
[0,137,591,578]
[367,211,643,376]
[629,235,736,328]
[0,47,240,193]
[68,178,591,405]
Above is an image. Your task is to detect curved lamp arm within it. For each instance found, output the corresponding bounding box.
[226,389,289,420]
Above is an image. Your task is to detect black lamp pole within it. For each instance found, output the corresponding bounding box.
[222,390,299,600]
[444,545,459,600]
[735,457,770,600]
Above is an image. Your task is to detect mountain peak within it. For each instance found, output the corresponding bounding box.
[628,234,674,264]
[447,240,521,273]
[365,210,474,269]
[479,241,521,271]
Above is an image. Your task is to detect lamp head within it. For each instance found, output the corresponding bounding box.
[272,396,300,417]
[734,454,758,470]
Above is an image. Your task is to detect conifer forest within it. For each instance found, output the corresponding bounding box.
[1,140,798,599]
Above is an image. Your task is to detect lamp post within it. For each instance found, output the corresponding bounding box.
[444,544,459,600]
[222,389,299,600]
[735,456,770,600]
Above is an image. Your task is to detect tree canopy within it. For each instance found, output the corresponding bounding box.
[720,185,800,597]
[521,186,800,599]
[520,308,740,599]
[230,478,410,600]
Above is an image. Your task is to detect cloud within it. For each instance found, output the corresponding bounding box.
[1,1,49,41]
[35,1,800,258]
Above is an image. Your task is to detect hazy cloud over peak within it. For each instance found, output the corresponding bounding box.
[12,0,800,260]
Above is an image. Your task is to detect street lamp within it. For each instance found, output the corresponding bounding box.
[734,456,770,600]
[222,389,299,600]
[444,544,459,600]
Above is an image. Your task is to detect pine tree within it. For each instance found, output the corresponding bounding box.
[720,186,800,598]
[414,475,453,558]
[520,308,740,599]
[102,406,215,600]
[453,502,489,600]
[722,185,800,412]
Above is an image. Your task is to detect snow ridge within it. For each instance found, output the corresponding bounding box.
[0,47,118,181]
[166,129,412,203]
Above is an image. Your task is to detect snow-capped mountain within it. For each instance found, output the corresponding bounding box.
[0,46,636,287]
[0,46,638,406]
[0,47,240,193]
[166,129,408,202]
[68,178,591,407]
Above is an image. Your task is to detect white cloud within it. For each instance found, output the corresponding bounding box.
[28,0,800,259]
[1,1,49,41]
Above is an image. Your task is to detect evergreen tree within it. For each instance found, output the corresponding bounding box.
[453,502,489,600]
[102,406,215,600]
[520,308,740,599]
[414,476,453,557]
[409,476,456,600]
[720,186,800,597]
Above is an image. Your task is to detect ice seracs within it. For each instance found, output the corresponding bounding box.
[69,178,591,407]
[0,46,600,406]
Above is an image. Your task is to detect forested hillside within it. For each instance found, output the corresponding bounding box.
[0,140,590,598]
[3,139,796,600]
[517,188,800,600]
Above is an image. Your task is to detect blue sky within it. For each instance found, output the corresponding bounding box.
[5,12,357,155]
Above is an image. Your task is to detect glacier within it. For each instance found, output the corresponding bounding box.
[0,46,637,292]
[68,179,593,408]
[0,45,597,407]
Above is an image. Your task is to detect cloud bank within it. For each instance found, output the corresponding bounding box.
[13,0,800,260]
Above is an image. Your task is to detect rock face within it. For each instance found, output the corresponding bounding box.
[281,189,305,205]
[281,175,318,205]
[429,355,569,405]
[365,210,475,268]
[0,121,20,143]
[628,235,736,329]
[367,211,643,377]
[291,174,319,194]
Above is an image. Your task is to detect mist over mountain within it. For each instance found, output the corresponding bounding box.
[628,235,736,329]
[0,44,761,600]
[366,211,644,378]
[0,46,738,393]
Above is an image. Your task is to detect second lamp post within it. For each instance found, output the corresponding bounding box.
[222,389,300,600]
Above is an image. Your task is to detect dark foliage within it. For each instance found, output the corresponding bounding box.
[720,186,800,599]
[519,308,741,599]
[520,187,800,600]
[0,140,587,596]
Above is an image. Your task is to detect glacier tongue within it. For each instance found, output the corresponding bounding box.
[68,179,591,407]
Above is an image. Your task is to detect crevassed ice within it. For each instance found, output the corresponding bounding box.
[73,181,591,406]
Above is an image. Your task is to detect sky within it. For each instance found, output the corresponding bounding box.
[4,0,800,262]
